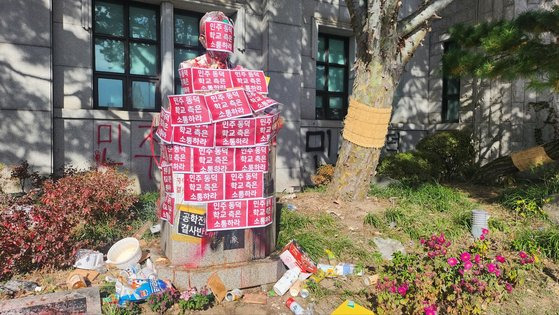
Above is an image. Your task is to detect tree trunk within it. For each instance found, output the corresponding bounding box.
[328,60,398,200]
[474,139,559,182]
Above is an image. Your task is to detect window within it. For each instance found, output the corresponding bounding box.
[174,10,205,94]
[93,1,160,111]
[442,42,460,123]
[316,34,349,120]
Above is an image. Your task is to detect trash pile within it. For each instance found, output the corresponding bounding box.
[272,240,375,314]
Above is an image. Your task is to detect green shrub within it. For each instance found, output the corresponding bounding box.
[377,151,442,184]
[416,130,476,180]
[377,130,476,184]
[513,228,559,260]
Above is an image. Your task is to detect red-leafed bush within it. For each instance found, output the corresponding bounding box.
[0,167,138,280]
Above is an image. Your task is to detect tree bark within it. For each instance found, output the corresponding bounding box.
[474,139,559,182]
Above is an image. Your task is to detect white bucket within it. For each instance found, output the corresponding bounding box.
[106,237,142,269]
[471,210,489,239]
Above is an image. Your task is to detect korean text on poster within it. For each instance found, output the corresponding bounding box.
[230,70,269,94]
[225,172,264,200]
[245,91,277,112]
[173,124,215,147]
[204,21,234,53]
[161,144,192,172]
[183,173,224,202]
[247,196,274,228]
[206,200,247,231]
[160,193,175,224]
[193,147,234,173]
[172,204,206,243]
[168,94,211,125]
[205,89,252,122]
[215,119,256,147]
[235,146,268,171]
[156,109,173,143]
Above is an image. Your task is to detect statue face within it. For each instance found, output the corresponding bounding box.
[199,11,235,60]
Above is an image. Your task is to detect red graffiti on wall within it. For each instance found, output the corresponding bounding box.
[94,124,123,166]
[134,124,159,180]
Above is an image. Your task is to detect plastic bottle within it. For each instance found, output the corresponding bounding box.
[273,267,301,296]
[286,297,305,315]
[335,263,364,276]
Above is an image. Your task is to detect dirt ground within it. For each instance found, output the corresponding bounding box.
[3,188,559,314]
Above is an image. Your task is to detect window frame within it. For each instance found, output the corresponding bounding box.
[173,9,206,94]
[92,0,161,112]
[442,41,460,123]
[315,33,350,121]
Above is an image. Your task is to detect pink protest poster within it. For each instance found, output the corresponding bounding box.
[255,114,280,144]
[225,172,264,200]
[193,68,233,92]
[204,89,252,122]
[192,147,235,173]
[245,90,278,112]
[183,173,224,202]
[164,145,192,172]
[173,124,215,147]
[178,68,193,93]
[206,200,247,231]
[235,146,269,172]
[247,197,274,228]
[160,193,175,224]
[168,94,211,125]
[161,165,174,193]
[204,21,234,53]
[230,70,268,94]
[156,109,173,143]
[215,119,256,147]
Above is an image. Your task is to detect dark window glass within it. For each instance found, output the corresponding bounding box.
[316,34,350,120]
[93,1,160,111]
[174,11,205,94]
[442,42,460,122]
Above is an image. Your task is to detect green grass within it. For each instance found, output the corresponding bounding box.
[368,182,477,241]
[499,173,559,218]
[513,227,559,260]
[278,209,374,263]
[364,213,382,228]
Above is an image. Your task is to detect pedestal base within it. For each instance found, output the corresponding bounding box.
[154,255,286,291]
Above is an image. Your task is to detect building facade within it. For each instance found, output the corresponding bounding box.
[0,0,557,192]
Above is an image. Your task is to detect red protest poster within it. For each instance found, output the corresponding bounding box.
[168,94,211,125]
[192,147,235,173]
[191,68,233,92]
[215,119,256,147]
[235,146,268,172]
[160,193,175,224]
[183,173,224,202]
[247,197,274,228]
[178,68,193,93]
[173,124,215,147]
[206,200,247,231]
[161,165,174,193]
[230,70,268,94]
[245,90,278,112]
[225,172,264,200]
[156,109,173,143]
[255,114,280,144]
[204,21,234,53]
[164,145,191,172]
[204,89,252,122]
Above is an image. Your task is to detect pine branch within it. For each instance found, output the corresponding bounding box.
[400,27,429,64]
[397,0,455,37]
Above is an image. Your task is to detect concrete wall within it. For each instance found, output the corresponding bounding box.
[0,0,53,177]
[3,0,558,192]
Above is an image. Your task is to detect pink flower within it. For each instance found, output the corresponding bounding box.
[424,303,437,315]
[519,251,528,259]
[447,257,458,267]
[496,255,506,263]
[505,283,513,293]
[458,269,465,276]
[460,252,471,262]
[479,234,485,240]
[390,285,397,293]
[474,254,481,264]
[487,263,496,273]
[437,234,445,245]
[398,284,408,297]
[420,238,426,245]
[482,228,489,235]
[464,261,473,270]
[495,269,501,277]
